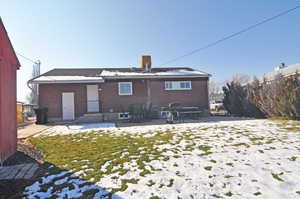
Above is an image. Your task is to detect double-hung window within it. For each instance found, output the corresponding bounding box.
[165,81,192,90]
[165,81,173,90]
[118,82,133,95]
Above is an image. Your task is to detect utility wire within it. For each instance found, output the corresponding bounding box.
[160,5,300,66]
[16,52,38,64]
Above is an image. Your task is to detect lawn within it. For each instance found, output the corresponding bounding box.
[23,119,300,199]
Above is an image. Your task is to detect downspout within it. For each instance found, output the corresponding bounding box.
[146,79,151,110]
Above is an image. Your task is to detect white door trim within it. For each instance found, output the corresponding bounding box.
[87,85,100,112]
[62,92,75,120]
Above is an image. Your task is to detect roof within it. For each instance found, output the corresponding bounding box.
[0,17,21,69]
[263,63,300,81]
[32,75,104,84]
[30,67,211,84]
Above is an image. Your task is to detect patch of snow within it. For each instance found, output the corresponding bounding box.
[26,119,300,199]
[32,76,104,83]
[39,123,116,136]
[100,69,209,77]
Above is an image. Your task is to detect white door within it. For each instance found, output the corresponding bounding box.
[62,92,75,120]
[87,85,99,112]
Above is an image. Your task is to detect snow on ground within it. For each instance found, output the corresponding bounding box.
[39,123,116,135]
[25,119,300,199]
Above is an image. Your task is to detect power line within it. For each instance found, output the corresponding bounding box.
[160,5,300,66]
[16,52,38,64]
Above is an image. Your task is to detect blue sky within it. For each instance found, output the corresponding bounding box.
[1,1,300,102]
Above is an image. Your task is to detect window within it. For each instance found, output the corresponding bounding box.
[165,82,173,90]
[165,81,192,90]
[180,81,191,89]
[118,112,130,119]
[118,82,133,95]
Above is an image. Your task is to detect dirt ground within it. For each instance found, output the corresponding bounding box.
[0,139,43,199]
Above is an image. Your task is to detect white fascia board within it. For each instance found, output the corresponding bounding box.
[102,75,210,79]
[31,79,105,84]
[30,76,105,84]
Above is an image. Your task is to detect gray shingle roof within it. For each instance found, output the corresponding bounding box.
[29,67,211,83]
[40,67,205,77]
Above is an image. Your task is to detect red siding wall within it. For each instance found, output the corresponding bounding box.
[38,77,209,119]
[0,19,20,162]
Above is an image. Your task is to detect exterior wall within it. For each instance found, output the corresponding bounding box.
[0,60,17,162]
[39,84,88,119]
[100,78,209,112]
[150,78,209,110]
[0,19,20,162]
[38,78,209,120]
[100,79,148,113]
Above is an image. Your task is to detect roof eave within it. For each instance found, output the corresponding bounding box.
[102,75,211,79]
[30,80,105,84]
[0,17,21,69]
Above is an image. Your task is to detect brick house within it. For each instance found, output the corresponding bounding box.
[0,18,21,162]
[30,56,211,121]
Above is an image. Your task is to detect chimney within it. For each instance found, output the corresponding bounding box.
[141,55,151,71]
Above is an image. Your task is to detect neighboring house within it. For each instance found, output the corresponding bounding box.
[29,56,211,121]
[0,18,21,162]
[263,62,300,81]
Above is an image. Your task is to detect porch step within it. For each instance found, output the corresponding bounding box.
[76,113,104,123]
[83,113,103,117]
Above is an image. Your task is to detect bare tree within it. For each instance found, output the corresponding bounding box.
[231,73,251,85]
[209,81,223,102]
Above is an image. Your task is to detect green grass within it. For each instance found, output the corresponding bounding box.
[226,162,234,167]
[288,156,297,161]
[269,118,300,132]
[232,143,250,148]
[30,130,175,193]
[283,127,300,132]
[204,166,212,171]
[224,191,233,197]
[271,172,284,182]
[167,179,174,187]
[211,194,223,198]
[253,192,262,196]
[147,180,155,187]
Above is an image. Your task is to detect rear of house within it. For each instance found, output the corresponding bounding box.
[30,56,211,121]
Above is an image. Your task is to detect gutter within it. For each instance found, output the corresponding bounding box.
[102,75,211,80]
[29,79,105,84]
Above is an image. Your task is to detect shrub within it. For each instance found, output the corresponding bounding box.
[222,81,264,118]
[222,73,300,120]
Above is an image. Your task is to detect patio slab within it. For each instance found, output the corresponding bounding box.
[18,123,51,139]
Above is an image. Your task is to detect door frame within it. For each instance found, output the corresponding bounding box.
[86,85,100,113]
[62,92,75,120]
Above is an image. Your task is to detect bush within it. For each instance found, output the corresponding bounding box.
[222,73,300,120]
[254,74,300,119]
[222,82,264,118]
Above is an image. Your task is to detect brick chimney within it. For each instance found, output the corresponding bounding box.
[141,55,151,72]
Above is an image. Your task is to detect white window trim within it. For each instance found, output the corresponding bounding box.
[118,82,133,95]
[165,81,192,90]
